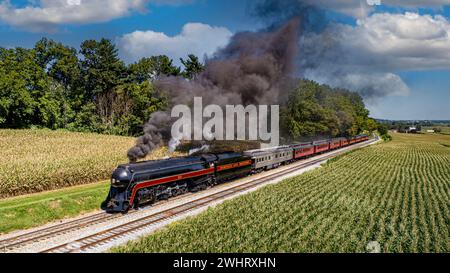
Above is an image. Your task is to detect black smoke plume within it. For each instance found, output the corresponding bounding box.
[127,19,300,162]
[252,0,412,100]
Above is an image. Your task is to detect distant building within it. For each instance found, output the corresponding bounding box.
[407,127,418,133]
[427,130,435,133]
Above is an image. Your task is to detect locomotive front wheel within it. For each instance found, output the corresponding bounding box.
[122,202,130,214]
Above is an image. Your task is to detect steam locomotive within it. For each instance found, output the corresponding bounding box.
[103,134,369,213]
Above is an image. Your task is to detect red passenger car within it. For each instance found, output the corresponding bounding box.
[341,139,349,146]
[314,140,330,153]
[291,143,315,159]
[330,139,342,150]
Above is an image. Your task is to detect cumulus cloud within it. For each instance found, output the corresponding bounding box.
[305,0,450,18]
[0,0,192,32]
[118,22,233,64]
[300,12,450,99]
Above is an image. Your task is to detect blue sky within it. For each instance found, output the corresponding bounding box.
[0,0,449,120]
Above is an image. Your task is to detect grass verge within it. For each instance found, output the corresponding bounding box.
[0,181,109,234]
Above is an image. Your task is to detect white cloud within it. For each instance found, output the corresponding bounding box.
[118,22,232,64]
[301,12,450,99]
[339,12,450,70]
[304,0,450,18]
[0,0,192,32]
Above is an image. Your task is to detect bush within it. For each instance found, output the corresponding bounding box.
[381,133,392,142]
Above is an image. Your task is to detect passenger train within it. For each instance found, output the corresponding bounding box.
[103,134,370,212]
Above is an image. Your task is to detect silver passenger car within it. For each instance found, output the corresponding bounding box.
[244,146,294,171]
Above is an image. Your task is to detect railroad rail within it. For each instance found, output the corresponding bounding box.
[39,138,376,253]
[0,211,114,252]
[0,192,194,252]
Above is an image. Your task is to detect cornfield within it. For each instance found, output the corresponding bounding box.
[0,129,183,198]
[113,133,450,253]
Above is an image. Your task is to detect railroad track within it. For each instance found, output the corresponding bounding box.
[0,191,194,252]
[39,139,376,253]
[0,210,114,252]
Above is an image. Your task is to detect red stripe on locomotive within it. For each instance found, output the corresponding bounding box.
[216,160,252,171]
[129,167,215,205]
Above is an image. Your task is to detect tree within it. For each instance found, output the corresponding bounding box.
[378,123,389,136]
[112,81,166,135]
[34,39,81,128]
[80,39,126,129]
[128,55,181,83]
[80,39,126,99]
[0,46,59,128]
[365,118,378,133]
[181,54,204,80]
[150,55,181,79]
[281,79,372,141]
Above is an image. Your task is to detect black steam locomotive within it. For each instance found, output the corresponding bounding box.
[102,152,252,212]
[103,134,369,213]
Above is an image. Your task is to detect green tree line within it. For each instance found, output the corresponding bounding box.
[0,38,204,136]
[1,38,378,139]
[281,80,378,140]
